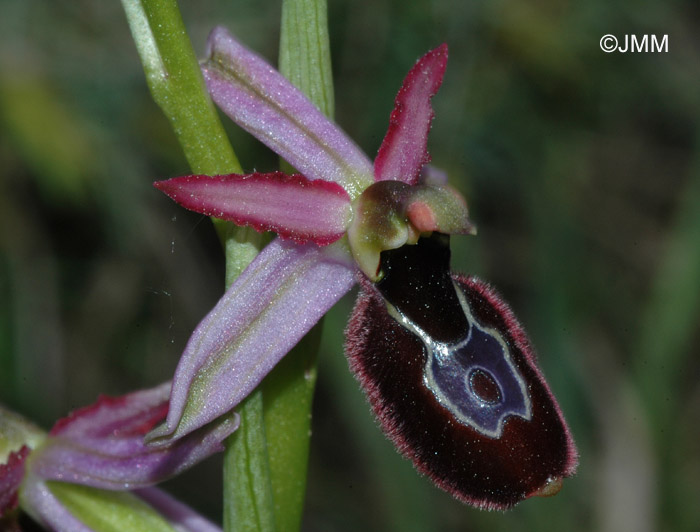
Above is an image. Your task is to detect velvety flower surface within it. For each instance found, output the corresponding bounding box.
[1,384,234,531]
[153,26,577,508]
[346,234,577,508]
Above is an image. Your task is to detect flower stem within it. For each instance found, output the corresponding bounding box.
[123,0,334,530]
[278,0,335,119]
[225,1,335,530]
[121,0,241,175]
[260,324,322,532]
[257,1,336,531]
[121,1,271,529]
[223,391,276,532]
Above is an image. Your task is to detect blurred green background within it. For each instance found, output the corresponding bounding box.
[1,0,699,531]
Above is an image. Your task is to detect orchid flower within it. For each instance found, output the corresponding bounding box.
[152,27,577,509]
[1,384,236,531]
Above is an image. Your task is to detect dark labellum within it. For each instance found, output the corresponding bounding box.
[345,234,577,509]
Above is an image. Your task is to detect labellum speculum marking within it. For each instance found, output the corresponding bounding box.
[379,235,532,438]
[346,233,577,509]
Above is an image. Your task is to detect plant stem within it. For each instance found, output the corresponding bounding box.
[278,0,335,119]
[121,1,271,530]
[123,0,334,530]
[256,1,336,530]
[223,391,277,532]
[121,0,240,175]
[260,324,322,532]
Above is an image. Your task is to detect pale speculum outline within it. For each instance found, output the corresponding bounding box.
[386,281,532,439]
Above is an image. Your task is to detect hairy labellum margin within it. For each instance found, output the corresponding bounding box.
[345,234,577,509]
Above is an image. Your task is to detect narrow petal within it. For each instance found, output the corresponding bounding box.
[154,172,352,246]
[148,238,357,443]
[136,488,222,532]
[374,45,448,185]
[202,27,374,199]
[30,384,238,489]
[0,446,29,515]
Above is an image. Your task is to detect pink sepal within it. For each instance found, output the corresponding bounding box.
[202,27,374,199]
[155,172,352,245]
[148,239,356,443]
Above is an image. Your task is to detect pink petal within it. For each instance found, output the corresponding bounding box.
[147,238,357,443]
[374,45,448,185]
[31,383,238,489]
[202,27,374,199]
[154,172,352,246]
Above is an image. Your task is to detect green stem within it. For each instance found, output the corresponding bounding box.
[123,0,334,530]
[222,228,276,532]
[121,1,271,530]
[223,391,276,532]
[225,0,335,530]
[256,1,336,531]
[260,323,322,532]
[278,0,335,119]
[121,0,241,175]
[225,0,336,530]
